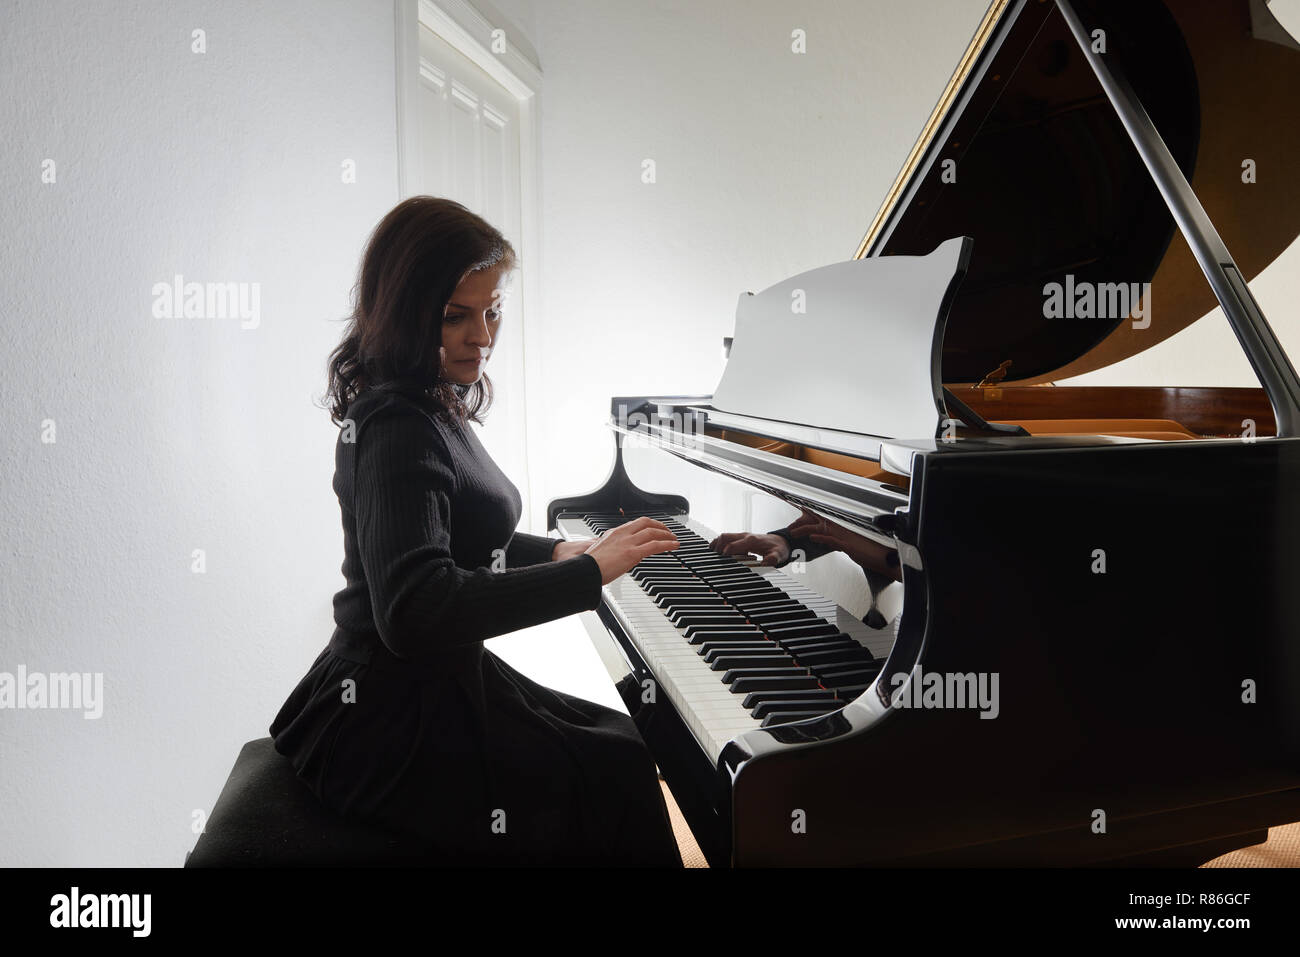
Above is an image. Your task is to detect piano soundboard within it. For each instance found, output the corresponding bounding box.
[555,510,897,763]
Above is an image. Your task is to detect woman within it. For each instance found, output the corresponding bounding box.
[269,196,684,866]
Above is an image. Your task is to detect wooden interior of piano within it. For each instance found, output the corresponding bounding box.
[705,385,1276,489]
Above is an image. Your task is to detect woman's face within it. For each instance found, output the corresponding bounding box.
[439,265,510,384]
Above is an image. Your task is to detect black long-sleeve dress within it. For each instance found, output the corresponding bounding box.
[269,383,683,866]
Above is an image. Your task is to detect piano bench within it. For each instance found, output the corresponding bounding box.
[183,737,432,868]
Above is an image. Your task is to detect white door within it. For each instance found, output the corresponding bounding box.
[416,23,532,527]
[402,15,623,714]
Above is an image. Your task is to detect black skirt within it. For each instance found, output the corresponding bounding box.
[269,640,684,867]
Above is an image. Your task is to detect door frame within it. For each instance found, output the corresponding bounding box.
[394,0,547,529]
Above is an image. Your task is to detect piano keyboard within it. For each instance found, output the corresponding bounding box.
[556,510,897,762]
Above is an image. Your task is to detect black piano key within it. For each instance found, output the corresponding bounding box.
[674,606,745,618]
[681,558,743,571]
[653,591,716,605]
[817,665,884,687]
[684,624,759,637]
[665,601,731,618]
[712,581,778,594]
[677,613,748,628]
[744,595,803,609]
[646,586,713,599]
[695,565,758,577]
[749,698,842,719]
[776,639,863,659]
[695,638,774,650]
[742,689,843,709]
[686,628,765,644]
[712,589,779,603]
[760,708,839,728]
[662,599,729,612]
[671,613,739,628]
[650,583,715,594]
[700,577,763,591]
[794,648,877,669]
[681,631,759,647]
[682,568,744,580]
[763,622,842,641]
[816,657,884,676]
[700,645,781,663]
[732,599,803,614]
[710,654,798,672]
[721,666,808,684]
[657,596,723,608]
[701,570,760,581]
[748,609,818,626]
[729,675,823,693]
[777,633,862,651]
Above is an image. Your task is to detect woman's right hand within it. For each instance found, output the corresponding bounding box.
[584,516,680,585]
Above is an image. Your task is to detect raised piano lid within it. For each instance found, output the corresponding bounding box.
[614,0,1300,494]
[709,236,972,441]
[858,0,1300,387]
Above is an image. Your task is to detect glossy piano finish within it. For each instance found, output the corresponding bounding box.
[558,407,1300,865]
[722,434,1300,865]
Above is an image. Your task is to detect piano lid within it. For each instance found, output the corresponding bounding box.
[856,0,1300,385]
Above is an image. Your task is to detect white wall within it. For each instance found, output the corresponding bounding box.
[0,0,400,866]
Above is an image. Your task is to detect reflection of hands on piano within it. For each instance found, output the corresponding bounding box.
[707,531,790,566]
[787,508,902,582]
[584,516,681,585]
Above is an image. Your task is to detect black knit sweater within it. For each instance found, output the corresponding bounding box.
[325,384,604,667]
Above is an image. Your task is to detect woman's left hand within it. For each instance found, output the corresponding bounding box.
[553,539,596,562]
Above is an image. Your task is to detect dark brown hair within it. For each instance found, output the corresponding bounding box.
[322,196,516,427]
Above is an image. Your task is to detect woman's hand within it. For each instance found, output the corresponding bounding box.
[584,516,680,585]
[552,539,594,562]
[708,531,790,566]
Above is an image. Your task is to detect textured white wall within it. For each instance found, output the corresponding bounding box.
[0,0,400,866]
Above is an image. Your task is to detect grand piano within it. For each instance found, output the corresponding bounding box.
[546,0,1300,866]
